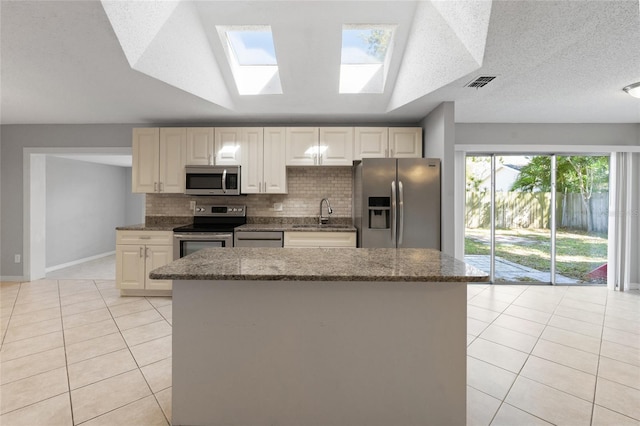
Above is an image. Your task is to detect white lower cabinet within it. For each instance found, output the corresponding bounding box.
[116,230,173,294]
[283,232,356,248]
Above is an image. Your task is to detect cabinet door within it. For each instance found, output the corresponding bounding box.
[284,232,357,248]
[389,127,422,158]
[159,128,187,193]
[132,128,160,193]
[116,245,145,290]
[285,127,318,166]
[263,127,287,193]
[354,127,388,160]
[240,128,264,194]
[145,245,173,291]
[215,128,242,165]
[186,127,214,165]
[320,127,354,166]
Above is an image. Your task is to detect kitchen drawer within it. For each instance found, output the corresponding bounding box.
[116,230,173,245]
[284,231,356,248]
[235,231,283,248]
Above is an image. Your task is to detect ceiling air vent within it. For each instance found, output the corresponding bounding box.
[465,76,496,88]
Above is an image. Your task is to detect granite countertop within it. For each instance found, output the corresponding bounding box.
[149,247,489,283]
[116,216,191,231]
[116,223,182,231]
[236,223,356,232]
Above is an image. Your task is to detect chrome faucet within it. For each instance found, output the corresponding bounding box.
[319,198,333,224]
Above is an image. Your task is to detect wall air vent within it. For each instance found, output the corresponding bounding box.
[465,76,496,88]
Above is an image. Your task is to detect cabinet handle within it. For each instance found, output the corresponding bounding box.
[320,154,323,165]
[159,182,164,192]
[139,236,151,240]
[154,182,158,192]
[390,148,394,157]
[146,247,150,258]
[139,247,144,258]
[208,154,214,166]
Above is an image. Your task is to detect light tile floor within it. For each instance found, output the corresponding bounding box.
[1,280,638,425]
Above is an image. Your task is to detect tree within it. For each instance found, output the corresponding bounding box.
[361,29,392,61]
[511,156,609,232]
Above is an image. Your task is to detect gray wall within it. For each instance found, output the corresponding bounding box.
[45,156,130,268]
[456,123,640,146]
[0,124,135,277]
[421,102,455,257]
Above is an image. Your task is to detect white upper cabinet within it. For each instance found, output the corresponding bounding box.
[286,127,353,166]
[241,128,287,194]
[354,127,422,160]
[240,128,264,194]
[159,128,187,193]
[186,127,214,165]
[285,127,319,166]
[132,128,185,193]
[263,127,287,193]
[320,127,354,166]
[354,127,388,159]
[132,128,160,193]
[388,127,422,158]
[215,128,242,165]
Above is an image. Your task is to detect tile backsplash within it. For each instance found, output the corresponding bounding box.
[145,167,353,219]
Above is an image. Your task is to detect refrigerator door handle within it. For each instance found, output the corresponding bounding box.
[391,180,397,244]
[398,180,404,246]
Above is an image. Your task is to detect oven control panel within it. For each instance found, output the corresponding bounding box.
[194,205,246,217]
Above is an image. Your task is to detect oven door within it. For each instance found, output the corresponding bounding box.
[173,232,234,260]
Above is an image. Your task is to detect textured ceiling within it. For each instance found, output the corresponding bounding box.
[2,0,640,125]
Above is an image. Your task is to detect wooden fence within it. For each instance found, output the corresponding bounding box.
[466,192,609,233]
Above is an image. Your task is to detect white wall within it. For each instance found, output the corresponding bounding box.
[45,156,135,269]
[421,102,455,256]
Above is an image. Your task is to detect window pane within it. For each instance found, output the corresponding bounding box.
[464,156,491,277]
[494,155,551,283]
[555,155,609,284]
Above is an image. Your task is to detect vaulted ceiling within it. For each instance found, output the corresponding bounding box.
[2,0,640,125]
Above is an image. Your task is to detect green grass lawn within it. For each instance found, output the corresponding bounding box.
[465,228,607,281]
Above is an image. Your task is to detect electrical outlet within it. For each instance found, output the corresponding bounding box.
[190,201,196,210]
[14,254,21,263]
[273,203,283,212]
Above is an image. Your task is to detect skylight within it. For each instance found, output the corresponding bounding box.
[218,26,282,95]
[340,25,396,94]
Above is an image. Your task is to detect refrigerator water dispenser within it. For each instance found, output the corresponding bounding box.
[368,197,390,229]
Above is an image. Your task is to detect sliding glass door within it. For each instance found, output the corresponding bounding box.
[465,154,609,285]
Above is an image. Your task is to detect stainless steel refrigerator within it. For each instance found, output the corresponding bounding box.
[353,158,440,248]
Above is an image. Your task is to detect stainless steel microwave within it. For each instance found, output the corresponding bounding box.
[185,165,241,195]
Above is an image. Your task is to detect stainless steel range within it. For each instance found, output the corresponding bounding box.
[173,205,246,260]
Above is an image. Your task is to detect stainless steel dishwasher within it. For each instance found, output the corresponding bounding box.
[234,231,283,247]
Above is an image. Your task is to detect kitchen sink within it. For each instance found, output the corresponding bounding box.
[292,224,352,229]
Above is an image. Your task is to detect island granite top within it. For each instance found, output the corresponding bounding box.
[149,248,489,283]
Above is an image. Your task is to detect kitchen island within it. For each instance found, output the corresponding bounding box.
[150,248,488,426]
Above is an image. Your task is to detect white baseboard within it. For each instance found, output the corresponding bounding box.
[45,251,115,273]
[0,276,26,282]
[628,282,640,290]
